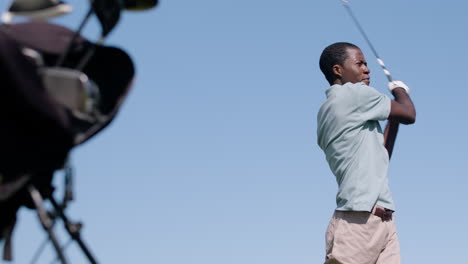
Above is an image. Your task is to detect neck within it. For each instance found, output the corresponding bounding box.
[333,79,343,85]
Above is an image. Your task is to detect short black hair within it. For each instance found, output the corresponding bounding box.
[319,42,360,85]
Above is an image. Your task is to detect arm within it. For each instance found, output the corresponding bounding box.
[384,82,416,158]
[388,87,416,125]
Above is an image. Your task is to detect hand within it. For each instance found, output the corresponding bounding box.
[388,80,410,94]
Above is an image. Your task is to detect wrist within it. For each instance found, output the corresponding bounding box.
[391,87,408,96]
[388,80,410,94]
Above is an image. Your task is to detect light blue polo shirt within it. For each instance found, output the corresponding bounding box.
[317,82,394,212]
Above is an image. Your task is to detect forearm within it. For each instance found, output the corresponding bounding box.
[391,88,416,124]
[384,118,399,160]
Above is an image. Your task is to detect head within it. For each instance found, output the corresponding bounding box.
[319,42,371,86]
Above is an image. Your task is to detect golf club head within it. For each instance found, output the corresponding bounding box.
[91,0,122,37]
[2,0,73,24]
[124,0,158,11]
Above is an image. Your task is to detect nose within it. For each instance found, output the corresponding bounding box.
[364,64,370,74]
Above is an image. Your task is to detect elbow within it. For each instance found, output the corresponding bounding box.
[402,117,415,125]
[401,112,416,125]
[390,101,416,125]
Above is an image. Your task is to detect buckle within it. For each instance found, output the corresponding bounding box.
[373,207,393,221]
[383,209,393,221]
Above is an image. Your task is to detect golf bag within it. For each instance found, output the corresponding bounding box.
[0,20,135,262]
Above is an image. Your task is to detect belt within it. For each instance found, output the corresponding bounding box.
[372,207,393,221]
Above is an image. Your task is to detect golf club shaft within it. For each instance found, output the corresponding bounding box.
[341,0,393,82]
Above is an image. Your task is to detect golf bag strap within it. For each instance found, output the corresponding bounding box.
[0,175,29,261]
[2,215,16,261]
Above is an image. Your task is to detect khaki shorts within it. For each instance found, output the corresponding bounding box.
[324,207,400,264]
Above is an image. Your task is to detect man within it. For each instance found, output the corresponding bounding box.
[317,42,416,264]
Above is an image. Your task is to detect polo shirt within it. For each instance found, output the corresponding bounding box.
[317,82,394,211]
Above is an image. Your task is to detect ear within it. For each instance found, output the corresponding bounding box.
[332,64,343,77]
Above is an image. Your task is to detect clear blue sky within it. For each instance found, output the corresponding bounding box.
[2,0,467,263]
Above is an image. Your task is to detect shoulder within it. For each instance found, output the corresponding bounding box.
[347,83,389,104]
[345,82,381,95]
[327,82,379,99]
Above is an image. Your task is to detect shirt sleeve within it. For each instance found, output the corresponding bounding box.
[356,83,391,121]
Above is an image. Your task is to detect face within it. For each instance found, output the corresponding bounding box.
[333,48,371,85]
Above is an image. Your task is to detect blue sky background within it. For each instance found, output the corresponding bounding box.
[2,0,467,263]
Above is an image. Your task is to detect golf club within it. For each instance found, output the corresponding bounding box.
[341,0,393,82]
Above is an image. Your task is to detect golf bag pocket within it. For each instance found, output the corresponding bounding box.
[40,67,101,117]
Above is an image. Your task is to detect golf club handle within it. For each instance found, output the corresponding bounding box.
[124,0,158,10]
